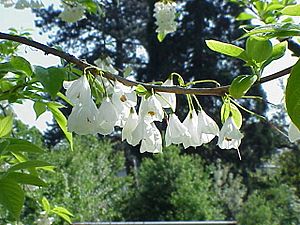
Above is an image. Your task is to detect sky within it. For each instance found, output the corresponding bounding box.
[0,1,299,132]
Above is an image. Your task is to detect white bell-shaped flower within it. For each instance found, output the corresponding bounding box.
[218,117,243,160]
[122,108,139,144]
[59,3,85,23]
[198,110,219,143]
[112,81,137,127]
[94,56,119,75]
[63,75,91,104]
[140,122,162,153]
[67,100,98,135]
[165,113,191,147]
[97,97,118,135]
[139,95,164,122]
[154,1,177,35]
[288,122,300,142]
[130,118,152,146]
[182,110,202,148]
[158,78,176,111]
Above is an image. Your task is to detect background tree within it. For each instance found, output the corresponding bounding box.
[121,146,225,220]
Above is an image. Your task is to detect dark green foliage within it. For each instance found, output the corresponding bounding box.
[279,148,300,196]
[121,147,225,220]
[237,192,273,225]
[237,184,300,225]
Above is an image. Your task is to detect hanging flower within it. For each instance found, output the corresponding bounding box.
[63,75,91,105]
[122,108,139,144]
[140,122,162,153]
[217,117,243,159]
[165,113,191,147]
[67,100,98,135]
[182,110,202,148]
[139,95,164,122]
[59,3,85,23]
[97,97,118,135]
[288,122,300,142]
[158,78,176,111]
[130,117,152,146]
[94,56,119,75]
[198,110,219,143]
[153,1,177,37]
[112,81,137,127]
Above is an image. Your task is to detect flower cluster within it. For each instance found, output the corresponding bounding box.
[153,1,177,38]
[59,2,85,23]
[64,73,244,158]
[0,0,43,8]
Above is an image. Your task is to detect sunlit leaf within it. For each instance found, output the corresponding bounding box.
[281,4,300,16]
[229,75,258,99]
[286,59,300,130]
[206,40,248,61]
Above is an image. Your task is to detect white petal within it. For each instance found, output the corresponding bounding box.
[67,100,98,135]
[140,123,162,153]
[130,118,151,146]
[217,117,243,150]
[198,110,219,143]
[165,113,190,146]
[182,110,202,148]
[288,122,300,142]
[139,95,164,122]
[97,97,118,135]
[122,108,139,143]
[64,75,91,104]
[158,79,176,111]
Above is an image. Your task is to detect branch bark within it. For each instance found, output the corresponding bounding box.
[0,32,293,96]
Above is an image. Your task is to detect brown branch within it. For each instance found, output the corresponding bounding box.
[0,32,293,96]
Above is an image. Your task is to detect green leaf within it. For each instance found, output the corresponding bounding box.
[33,101,47,119]
[34,66,66,99]
[236,12,256,20]
[0,178,25,220]
[281,4,300,16]
[266,3,284,11]
[8,160,54,172]
[4,138,44,154]
[0,115,13,138]
[246,36,272,63]
[47,102,73,150]
[10,56,33,77]
[229,75,258,99]
[135,84,148,95]
[42,197,51,213]
[157,32,166,42]
[52,207,73,224]
[0,140,10,155]
[286,59,300,130]
[221,102,242,128]
[5,172,47,187]
[52,206,73,216]
[263,41,287,68]
[205,40,247,61]
[123,66,133,78]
